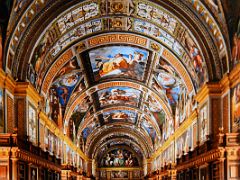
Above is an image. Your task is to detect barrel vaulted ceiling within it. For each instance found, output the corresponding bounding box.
[4,0,230,160]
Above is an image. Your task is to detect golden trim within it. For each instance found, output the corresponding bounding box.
[176,148,225,171]
[194,82,221,103]
[15,82,42,105]
[0,69,16,93]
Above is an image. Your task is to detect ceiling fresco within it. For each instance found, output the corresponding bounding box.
[88,45,149,81]
[102,110,138,124]
[97,86,141,108]
[95,139,144,159]
[3,0,232,163]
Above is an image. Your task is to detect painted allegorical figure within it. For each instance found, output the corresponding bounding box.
[232,19,240,66]
[233,84,240,130]
[90,46,149,81]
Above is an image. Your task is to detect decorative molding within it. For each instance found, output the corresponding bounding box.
[15,82,42,106]
[194,83,222,104]
[0,69,16,94]
[17,149,61,172]
[88,34,147,47]
[176,148,225,171]
[42,49,73,94]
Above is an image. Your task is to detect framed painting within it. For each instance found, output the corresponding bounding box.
[232,83,240,132]
[28,104,37,144]
[97,86,141,108]
[102,110,137,124]
[89,45,149,81]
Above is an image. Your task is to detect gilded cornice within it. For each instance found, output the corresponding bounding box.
[0,146,61,171]
[176,148,225,171]
[17,149,62,172]
[15,82,42,105]
[0,69,16,93]
[225,147,240,160]
[39,112,90,161]
[150,110,197,160]
[194,82,222,104]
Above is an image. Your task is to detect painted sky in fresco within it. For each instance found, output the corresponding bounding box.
[97,86,141,107]
[89,46,149,81]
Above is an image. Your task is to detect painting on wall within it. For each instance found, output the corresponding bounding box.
[231,19,240,66]
[0,89,4,133]
[175,88,188,126]
[89,46,149,81]
[100,148,139,167]
[70,96,92,130]
[97,86,141,107]
[0,27,2,65]
[141,118,157,144]
[30,167,37,180]
[192,119,198,148]
[232,83,240,132]
[102,110,137,124]
[181,31,207,85]
[176,128,191,157]
[199,104,208,143]
[57,2,99,33]
[153,59,187,110]
[71,78,86,100]
[28,104,37,144]
[162,144,174,165]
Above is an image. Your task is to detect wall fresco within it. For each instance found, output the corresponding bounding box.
[100,148,139,167]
